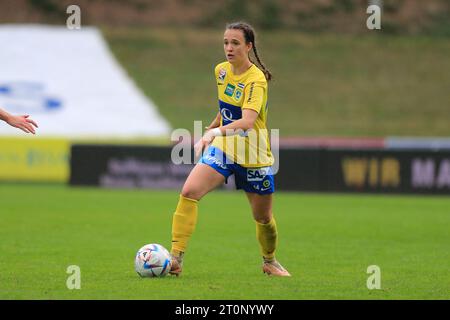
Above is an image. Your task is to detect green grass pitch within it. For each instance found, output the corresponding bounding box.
[0,184,449,299]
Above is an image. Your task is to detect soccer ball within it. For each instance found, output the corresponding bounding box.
[135,243,172,278]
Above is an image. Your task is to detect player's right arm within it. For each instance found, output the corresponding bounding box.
[205,111,221,130]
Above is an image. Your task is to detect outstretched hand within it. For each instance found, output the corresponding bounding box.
[6,114,38,134]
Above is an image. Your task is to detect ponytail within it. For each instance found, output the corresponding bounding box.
[251,43,272,81]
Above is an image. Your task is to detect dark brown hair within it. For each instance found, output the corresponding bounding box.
[226,22,273,81]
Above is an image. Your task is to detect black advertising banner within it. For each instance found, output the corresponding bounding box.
[321,149,450,194]
[70,145,195,189]
[70,145,450,195]
[275,148,322,192]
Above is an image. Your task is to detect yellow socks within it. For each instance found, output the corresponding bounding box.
[256,217,278,261]
[171,194,198,257]
[170,194,278,264]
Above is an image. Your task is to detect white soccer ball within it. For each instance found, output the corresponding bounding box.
[135,243,172,277]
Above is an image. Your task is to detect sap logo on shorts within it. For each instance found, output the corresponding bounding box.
[247,167,270,181]
[224,83,235,97]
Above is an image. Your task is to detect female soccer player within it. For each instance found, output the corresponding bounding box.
[0,107,38,134]
[169,22,290,277]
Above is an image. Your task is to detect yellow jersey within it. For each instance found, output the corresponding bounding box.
[211,61,274,167]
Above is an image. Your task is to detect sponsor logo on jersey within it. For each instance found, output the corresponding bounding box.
[234,89,243,102]
[219,100,242,125]
[218,68,226,84]
[247,82,255,103]
[237,82,245,89]
[247,167,270,181]
[224,83,235,97]
[220,108,234,122]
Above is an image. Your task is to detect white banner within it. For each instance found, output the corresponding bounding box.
[0,25,171,138]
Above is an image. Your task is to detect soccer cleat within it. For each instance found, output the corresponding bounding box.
[262,259,291,277]
[169,253,183,276]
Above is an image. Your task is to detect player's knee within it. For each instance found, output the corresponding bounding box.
[180,187,202,201]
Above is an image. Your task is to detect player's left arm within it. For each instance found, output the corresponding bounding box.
[194,109,259,157]
[216,108,258,133]
[194,82,264,157]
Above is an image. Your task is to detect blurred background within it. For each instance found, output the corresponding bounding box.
[0,0,449,189]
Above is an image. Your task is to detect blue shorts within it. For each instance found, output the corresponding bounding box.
[199,146,275,195]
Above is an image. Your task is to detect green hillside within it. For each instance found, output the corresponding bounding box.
[104,27,450,137]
